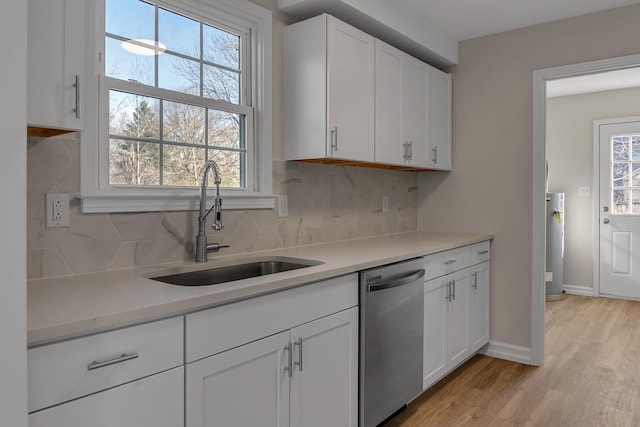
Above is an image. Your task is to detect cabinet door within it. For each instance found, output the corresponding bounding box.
[27,0,84,130]
[374,41,404,165]
[290,307,358,427]
[185,331,290,427]
[429,68,451,170]
[327,17,375,162]
[403,57,429,168]
[29,367,184,427]
[423,279,447,390]
[447,268,470,368]
[469,261,491,352]
[375,41,429,168]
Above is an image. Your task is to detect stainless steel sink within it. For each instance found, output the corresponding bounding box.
[150,257,323,286]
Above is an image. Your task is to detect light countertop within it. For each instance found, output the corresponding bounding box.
[28,231,492,346]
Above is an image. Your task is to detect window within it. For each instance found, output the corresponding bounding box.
[611,133,640,214]
[81,0,273,212]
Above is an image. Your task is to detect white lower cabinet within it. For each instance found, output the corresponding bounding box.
[186,307,358,427]
[29,367,184,427]
[27,317,184,427]
[185,274,359,427]
[423,242,491,390]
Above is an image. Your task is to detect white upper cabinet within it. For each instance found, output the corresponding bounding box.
[375,40,429,168]
[27,0,85,132]
[284,14,451,171]
[284,14,375,162]
[428,68,452,170]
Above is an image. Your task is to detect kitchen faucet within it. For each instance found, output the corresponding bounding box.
[195,160,227,262]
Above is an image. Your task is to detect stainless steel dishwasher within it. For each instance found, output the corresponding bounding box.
[359,257,425,427]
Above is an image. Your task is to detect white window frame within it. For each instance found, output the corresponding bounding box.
[80,0,273,213]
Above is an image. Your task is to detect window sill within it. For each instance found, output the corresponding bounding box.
[78,190,276,213]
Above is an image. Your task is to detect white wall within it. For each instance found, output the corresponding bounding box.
[547,87,640,290]
[418,3,640,355]
[0,1,28,426]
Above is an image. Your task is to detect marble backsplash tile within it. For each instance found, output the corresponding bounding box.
[27,134,418,279]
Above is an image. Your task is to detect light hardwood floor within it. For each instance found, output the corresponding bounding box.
[387,295,640,426]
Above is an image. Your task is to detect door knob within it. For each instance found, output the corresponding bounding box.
[603,218,610,224]
[603,206,609,212]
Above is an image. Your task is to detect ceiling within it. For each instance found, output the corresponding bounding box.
[398,0,640,41]
[395,0,640,96]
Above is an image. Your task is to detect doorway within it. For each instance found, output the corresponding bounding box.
[532,53,640,365]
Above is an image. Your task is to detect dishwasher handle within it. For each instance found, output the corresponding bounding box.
[367,269,425,292]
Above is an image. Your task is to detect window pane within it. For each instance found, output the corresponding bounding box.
[105,0,154,41]
[109,139,160,185]
[163,101,206,145]
[612,162,629,188]
[613,189,629,214]
[163,145,206,186]
[633,190,640,214]
[633,135,640,161]
[613,136,629,161]
[159,53,200,95]
[109,91,159,139]
[212,149,242,188]
[203,24,240,69]
[208,110,242,149]
[158,7,200,58]
[105,37,155,85]
[203,65,240,103]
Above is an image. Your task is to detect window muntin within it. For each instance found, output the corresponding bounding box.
[103,0,249,189]
[611,134,640,213]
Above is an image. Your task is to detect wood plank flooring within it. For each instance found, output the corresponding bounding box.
[386,295,640,426]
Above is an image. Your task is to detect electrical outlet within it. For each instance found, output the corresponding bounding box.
[382,195,389,213]
[277,195,288,218]
[46,193,70,228]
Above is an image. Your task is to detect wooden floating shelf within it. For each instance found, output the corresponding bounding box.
[295,158,441,172]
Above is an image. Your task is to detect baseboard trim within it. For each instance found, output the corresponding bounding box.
[563,285,594,297]
[480,341,535,365]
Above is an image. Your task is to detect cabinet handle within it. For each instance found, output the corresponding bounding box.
[294,337,303,372]
[73,75,80,119]
[472,271,478,290]
[444,259,457,266]
[445,280,453,302]
[432,146,438,163]
[403,141,409,160]
[330,126,338,152]
[87,352,138,371]
[408,141,413,160]
[284,342,293,377]
[478,250,489,255]
[452,279,456,301]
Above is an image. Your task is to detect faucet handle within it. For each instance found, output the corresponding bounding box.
[206,243,229,253]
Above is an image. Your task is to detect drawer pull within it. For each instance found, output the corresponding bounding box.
[87,352,139,371]
[444,259,457,266]
[478,250,489,255]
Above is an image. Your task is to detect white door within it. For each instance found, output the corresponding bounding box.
[446,268,470,367]
[469,261,490,352]
[290,307,358,427]
[185,331,290,427]
[327,17,375,162]
[423,279,446,390]
[599,119,640,298]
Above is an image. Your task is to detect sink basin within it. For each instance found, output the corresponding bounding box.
[150,257,323,286]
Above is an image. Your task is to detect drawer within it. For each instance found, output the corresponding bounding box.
[28,316,183,413]
[29,367,184,427]
[424,246,470,281]
[470,241,491,265]
[185,274,358,363]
